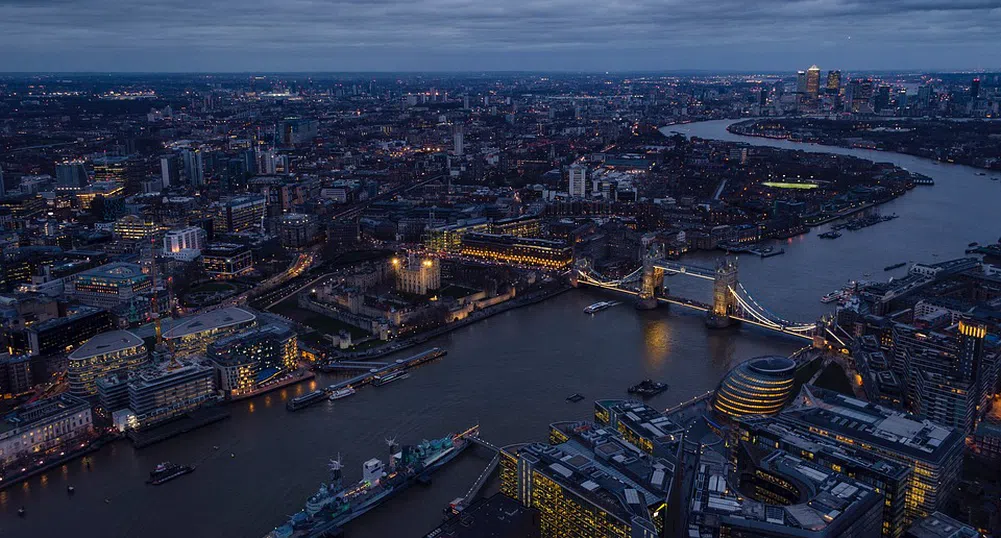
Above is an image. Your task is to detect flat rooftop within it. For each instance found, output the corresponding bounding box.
[68,330,144,360]
[787,386,962,463]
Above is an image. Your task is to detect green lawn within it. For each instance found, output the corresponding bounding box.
[813,362,855,396]
[438,284,480,299]
[189,281,237,293]
[269,298,370,339]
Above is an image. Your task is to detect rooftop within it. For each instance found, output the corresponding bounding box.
[787,386,962,463]
[1,393,90,435]
[692,448,881,537]
[513,420,673,528]
[75,262,147,281]
[162,307,256,339]
[68,330,144,360]
[904,512,980,538]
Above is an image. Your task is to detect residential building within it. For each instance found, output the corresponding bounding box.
[127,361,216,429]
[207,324,298,398]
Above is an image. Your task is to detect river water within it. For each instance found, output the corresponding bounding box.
[2,119,997,538]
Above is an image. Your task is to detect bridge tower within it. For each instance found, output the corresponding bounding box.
[636,244,664,310]
[706,258,738,328]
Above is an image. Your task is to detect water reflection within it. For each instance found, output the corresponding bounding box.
[642,318,671,369]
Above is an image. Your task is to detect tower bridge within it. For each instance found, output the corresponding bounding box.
[573,253,831,342]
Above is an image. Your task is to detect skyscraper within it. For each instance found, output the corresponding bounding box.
[452,124,464,156]
[806,64,821,99]
[826,70,842,94]
[970,77,981,99]
[567,164,587,198]
[182,148,204,187]
[160,155,180,188]
[796,70,808,95]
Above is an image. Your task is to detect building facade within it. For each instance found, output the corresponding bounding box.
[67,262,152,309]
[0,393,93,468]
[67,330,148,397]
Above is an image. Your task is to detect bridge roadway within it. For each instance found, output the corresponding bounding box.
[576,279,813,341]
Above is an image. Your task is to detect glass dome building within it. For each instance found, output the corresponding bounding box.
[713,356,796,418]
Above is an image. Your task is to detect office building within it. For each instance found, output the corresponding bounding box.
[593,399,684,457]
[736,414,912,538]
[568,164,587,198]
[67,262,152,309]
[127,361,216,429]
[55,160,89,191]
[207,324,298,398]
[782,386,964,522]
[113,214,164,241]
[690,447,884,538]
[500,420,675,538]
[91,155,129,186]
[903,512,979,538]
[277,213,319,249]
[797,70,808,95]
[713,356,796,418]
[460,233,573,269]
[162,306,257,357]
[392,255,440,295]
[160,154,181,187]
[424,219,491,253]
[969,78,980,100]
[0,393,93,468]
[0,353,33,395]
[213,195,266,233]
[163,226,206,261]
[827,70,842,94]
[24,305,114,357]
[181,148,204,187]
[806,64,821,99]
[202,243,253,278]
[67,330,148,397]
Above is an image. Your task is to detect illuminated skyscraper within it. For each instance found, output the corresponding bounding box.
[970,77,981,99]
[806,65,821,99]
[826,70,842,94]
[796,70,807,95]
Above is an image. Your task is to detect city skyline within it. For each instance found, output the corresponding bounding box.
[2,0,1001,72]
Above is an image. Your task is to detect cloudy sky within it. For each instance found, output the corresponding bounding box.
[1,0,999,72]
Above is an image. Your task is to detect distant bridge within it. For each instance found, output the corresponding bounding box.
[573,253,835,342]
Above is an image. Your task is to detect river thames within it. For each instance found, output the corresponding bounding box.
[2,119,998,538]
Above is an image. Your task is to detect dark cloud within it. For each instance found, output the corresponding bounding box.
[1,0,999,71]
